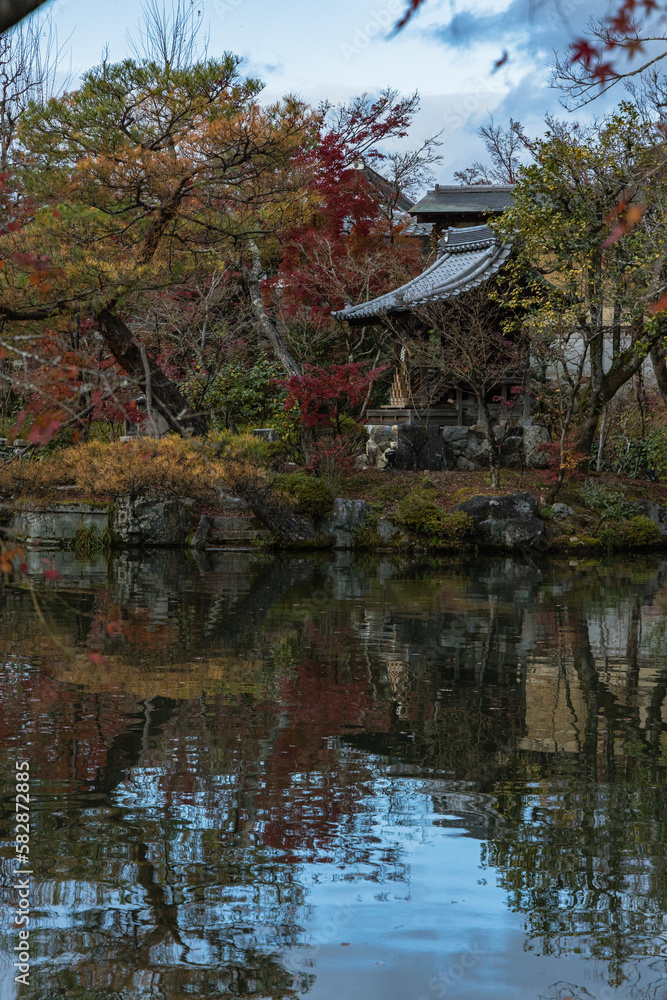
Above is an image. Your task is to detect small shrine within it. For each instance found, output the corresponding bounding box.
[334,207,545,471]
[334,223,529,428]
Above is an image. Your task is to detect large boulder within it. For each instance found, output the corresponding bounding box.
[393,423,446,471]
[523,424,551,468]
[455,491,539,524]
[633,499,667,537]
[113,498,196,547]
[320,499,371,548]
[441,424,524,470]
[454,491,545,552]
[366,424,397,469]
[476,516,546,550]
[441,425,482,470]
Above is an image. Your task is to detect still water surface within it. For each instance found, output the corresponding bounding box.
[1,550,667,1000]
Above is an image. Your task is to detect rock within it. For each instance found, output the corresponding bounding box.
[365,425,398,468]
[477,516,546,550]
[501,434,523,468]
[454,491,539,524]
[550,503,575,521]
[454,456,477,470]
[366,424,396,448]
[113,498,196,547]
[191,515,212,550]
[377,517,399,543]
[441,426,482,470]
[394,423,446,471]
[633,499,667,536]
[218,490,249,510]
[320,498,371,548]
[253,428,280,442]
[441,426,470,457]
[354,453,370,469]
[454,492,544,551]
[523,424,551,468]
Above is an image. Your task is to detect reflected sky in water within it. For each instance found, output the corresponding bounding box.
[1,550,667,1000]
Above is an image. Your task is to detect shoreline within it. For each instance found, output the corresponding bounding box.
[3,479,667,556]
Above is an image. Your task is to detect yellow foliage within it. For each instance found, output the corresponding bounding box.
[0,437,227,501]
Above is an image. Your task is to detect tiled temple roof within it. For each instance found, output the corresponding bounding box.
[333,225,511,323]
[409,184,515,219]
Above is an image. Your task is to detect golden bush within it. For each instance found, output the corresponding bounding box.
[0,437,227,501]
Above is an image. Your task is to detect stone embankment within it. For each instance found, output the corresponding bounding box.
[364,423,551,471]
[2,491,667,554]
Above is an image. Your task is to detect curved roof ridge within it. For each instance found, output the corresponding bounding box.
[334,225,511,323]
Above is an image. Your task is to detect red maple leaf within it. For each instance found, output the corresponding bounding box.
[27,413,63,446]
[570,39,600,66]
[592,62,617,84]
[88,652,110,667]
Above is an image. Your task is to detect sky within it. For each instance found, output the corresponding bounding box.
[45,0,616,183]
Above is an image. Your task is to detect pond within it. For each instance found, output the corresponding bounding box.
[1,549,667,1000]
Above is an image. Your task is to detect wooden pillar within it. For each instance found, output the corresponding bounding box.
[456,388,463,426]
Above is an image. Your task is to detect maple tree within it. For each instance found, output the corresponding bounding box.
[257,90,432,381]
[281,362,387,431]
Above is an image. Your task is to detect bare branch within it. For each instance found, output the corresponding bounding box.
[127,0,209,70]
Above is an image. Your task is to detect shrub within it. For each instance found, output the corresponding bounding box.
[579,480,638,519]
[0,437,225,502]
[395,489,447,534]
[395,489,472,547]
[274,472,333,518]
[623,516,663,547]
[184,355,285,431]
[598,515,663,549]
[213,430,278,465]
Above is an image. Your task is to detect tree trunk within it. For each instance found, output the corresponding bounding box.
[244,242,302,377]
[479,395,500,488]
[574,317,667,458]
[650,342,667,409]
[96,309,207,437]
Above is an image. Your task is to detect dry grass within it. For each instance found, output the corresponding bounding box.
[0,437,227,502]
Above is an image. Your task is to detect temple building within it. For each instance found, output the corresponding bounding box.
[334,186,548,471]
[335,223,522,428]
[409,183,515,232]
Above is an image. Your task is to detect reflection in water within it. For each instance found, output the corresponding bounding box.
[0,551,667,999]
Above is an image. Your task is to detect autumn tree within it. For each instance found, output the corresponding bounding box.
[266,90,432,374]
[493,103,667,463]
[0,51,316,436]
